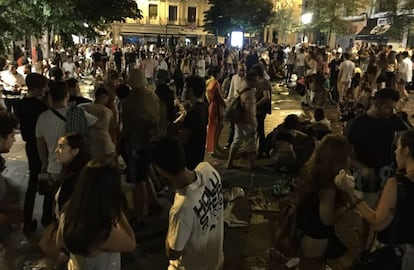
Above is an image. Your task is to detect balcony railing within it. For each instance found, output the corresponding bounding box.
[136,17,201,27]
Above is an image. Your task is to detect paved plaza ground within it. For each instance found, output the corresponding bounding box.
[2,81,414,269]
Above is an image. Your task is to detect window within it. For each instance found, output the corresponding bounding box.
[149,4,158,19]
[169,6,177,22]
[188,7,196,23]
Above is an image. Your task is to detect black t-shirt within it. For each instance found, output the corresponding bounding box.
[114,51,122,63]
[346,113,408,169]
[15,97,48,142]
[329,59,342,81]
[182,102,208,170]
[92,52,102,63]
[255,79,272,115]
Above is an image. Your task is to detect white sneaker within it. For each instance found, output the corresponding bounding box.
[285,257,300,268]
[324,264,332,270]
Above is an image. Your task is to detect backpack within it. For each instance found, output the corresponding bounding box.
[224,88,249,123]
[273,199,301,257]
[51,103,89,136]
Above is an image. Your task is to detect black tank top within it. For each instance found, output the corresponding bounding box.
[378,175,414,244]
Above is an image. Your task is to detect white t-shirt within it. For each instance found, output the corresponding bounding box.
[399,58,413,83]
[35,107,97,174]
[338,60,355,83]
[168,162,224,270]
[62,62,76,78]
[197,59,206,78]
[0,70,25,91]
[227,74,244,100]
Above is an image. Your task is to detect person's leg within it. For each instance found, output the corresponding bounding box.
[23,142,41,232]
[214,120,224,155]
[256,113,266,155]
[225,121,235,149]
[337,81,345,102]
[245,128,257,169]
[299,235,328,270]
[226,125,242,168]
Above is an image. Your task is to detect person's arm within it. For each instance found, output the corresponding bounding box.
[56,215,66,249]
[227,76,236,100]
[337,63,343,81]
[344,177,397,231]
[98,211,136,252]
[36,137,48,173]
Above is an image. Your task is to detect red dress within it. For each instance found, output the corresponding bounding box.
[206,78,225,152]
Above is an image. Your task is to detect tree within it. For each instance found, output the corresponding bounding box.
[0,0,142,43]
[203,0,235,36]
[306,0,371,40]
[204,0,274,36]
[270,1,295,43]
[375,0,414,40]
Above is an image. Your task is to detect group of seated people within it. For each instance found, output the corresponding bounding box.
[264,108,331,173]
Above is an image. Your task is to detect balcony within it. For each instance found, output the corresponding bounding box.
[135,17,202,27]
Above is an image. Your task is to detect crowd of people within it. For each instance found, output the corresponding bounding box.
[0,40,413,270]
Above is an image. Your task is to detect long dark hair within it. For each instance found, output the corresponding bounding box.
[63,157,123,256]
[60,133,91,177]
[58,133,91,211]
[399,130,414,159]
[155,83,175,122]
[297,134,350,205]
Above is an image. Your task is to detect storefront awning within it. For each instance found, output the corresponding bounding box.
[356,18,391,40]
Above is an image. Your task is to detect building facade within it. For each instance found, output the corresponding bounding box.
[112,0,213,46]
[264,0,303,45]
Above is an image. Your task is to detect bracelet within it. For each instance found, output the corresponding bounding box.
[346,203,357,211]
[352,195,363,206]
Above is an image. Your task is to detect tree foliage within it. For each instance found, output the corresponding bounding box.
[307,0,370,35]
[203,0,274,36]
[270,1,295,36]
[0,0,142,40]
[377,0,414,39]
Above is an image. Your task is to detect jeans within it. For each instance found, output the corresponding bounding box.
[23,141,54,225]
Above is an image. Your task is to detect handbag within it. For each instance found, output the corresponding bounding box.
[273,200,302,257]
[352,245,404,270]
[352,176,407,270]
[39,221,61,259]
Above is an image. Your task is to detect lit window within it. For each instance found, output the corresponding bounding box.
[149,4,158,19]
[188,7,196,23]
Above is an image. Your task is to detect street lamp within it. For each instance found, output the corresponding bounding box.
[301,12,313,43]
